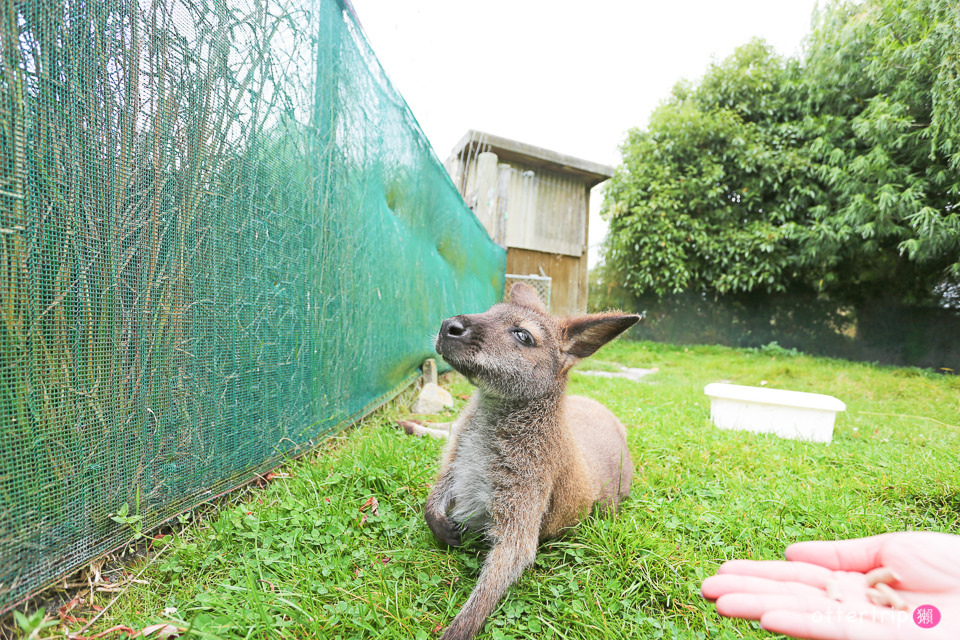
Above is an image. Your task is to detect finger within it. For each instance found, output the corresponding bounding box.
[785,535,895,572]
[760,608,917,640]
[715,593,840,621]
[717,560,836,588]
[701,574,826,601]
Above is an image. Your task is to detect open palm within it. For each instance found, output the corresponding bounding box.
[701,532,960,639]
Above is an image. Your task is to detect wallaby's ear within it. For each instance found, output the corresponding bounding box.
[509,282,547,313]
[562,313,640,359]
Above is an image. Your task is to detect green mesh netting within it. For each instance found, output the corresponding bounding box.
[0,0,505,611]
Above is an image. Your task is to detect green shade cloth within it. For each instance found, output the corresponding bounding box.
[0,0,504,611]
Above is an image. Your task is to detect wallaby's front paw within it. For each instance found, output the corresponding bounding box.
[424,506,462,547]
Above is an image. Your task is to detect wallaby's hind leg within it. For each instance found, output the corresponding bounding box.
[396,419,453,439]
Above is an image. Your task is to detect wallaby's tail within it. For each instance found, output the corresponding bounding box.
[440,531,538,640]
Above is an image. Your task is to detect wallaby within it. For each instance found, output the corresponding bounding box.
[411,283,640,640]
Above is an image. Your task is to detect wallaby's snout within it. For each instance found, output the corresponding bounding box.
[436,313,508,392]
[435,315,477,369]
[439,315,470,342]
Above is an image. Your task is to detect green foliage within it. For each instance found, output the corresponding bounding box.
[603,40,817,299]
[13,608,57,637]
[109,502,145,541]
[752,341,801,358]
[20,343,960,639]
[603,0,960,307]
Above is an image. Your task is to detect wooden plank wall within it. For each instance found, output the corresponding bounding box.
[504,167,586,257]
[506,247,587,315]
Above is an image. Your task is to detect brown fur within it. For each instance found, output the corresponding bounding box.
[421,283,640,640]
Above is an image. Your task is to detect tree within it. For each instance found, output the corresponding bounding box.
[603,40,807,298]
[602,0,960,310]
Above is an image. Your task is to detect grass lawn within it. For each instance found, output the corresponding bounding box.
[17,340,960,639]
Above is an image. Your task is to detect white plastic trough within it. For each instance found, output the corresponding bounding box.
[704,383,846,443]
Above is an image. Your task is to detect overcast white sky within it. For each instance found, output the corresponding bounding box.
[348,0,821,264]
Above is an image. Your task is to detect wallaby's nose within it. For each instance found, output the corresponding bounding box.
[440,316,470,339]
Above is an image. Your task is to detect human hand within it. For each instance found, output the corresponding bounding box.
[701,531,960,639]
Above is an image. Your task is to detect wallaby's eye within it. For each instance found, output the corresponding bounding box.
[511,328,535,347]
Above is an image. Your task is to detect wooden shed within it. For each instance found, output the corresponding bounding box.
[446,130,614,315]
